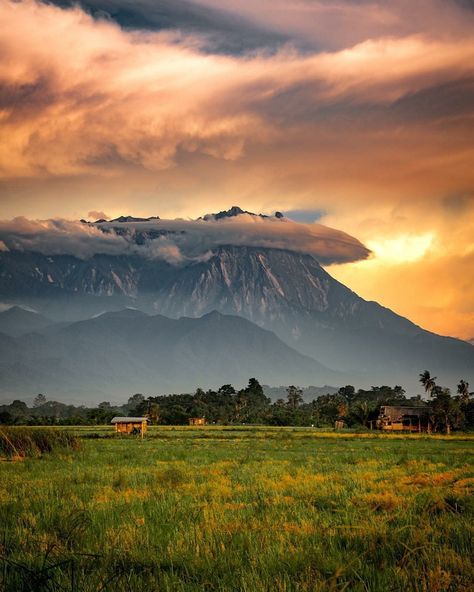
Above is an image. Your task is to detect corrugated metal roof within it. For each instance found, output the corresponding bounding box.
[110,417,149,423]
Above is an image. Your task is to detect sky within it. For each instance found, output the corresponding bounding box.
[0,0,473,339]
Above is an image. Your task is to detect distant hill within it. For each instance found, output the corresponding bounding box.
[0,309,343,403]
[263,385,338,402]
[0,306,52,337]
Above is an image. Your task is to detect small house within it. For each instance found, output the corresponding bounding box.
[111,417,150,436]
[189,417,206,426]
[377,406,432,433]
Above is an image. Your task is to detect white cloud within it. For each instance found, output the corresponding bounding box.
[0,214,370,264]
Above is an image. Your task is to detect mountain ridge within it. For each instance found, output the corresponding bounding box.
[0,306,52,337]
[0,308,343,403]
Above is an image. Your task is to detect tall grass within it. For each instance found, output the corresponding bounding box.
[0,428,473,591]
[0,427,79,459]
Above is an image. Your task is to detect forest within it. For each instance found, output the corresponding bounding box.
[1,373,473,431]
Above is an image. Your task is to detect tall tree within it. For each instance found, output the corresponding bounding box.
[457,380,471,403]
[147,402,160,424]
[419,370,437,397]
[286,386,304,410]
[431,387,461,435]
[338,385,356,404]
[218,384,236,396]
[127,393,145,409]
[351,400,372,426]
[247,378,264,397]
[314,394,348,425]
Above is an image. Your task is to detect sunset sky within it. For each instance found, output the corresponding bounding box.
[0,0,473,339]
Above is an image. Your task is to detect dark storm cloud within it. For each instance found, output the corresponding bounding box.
[44,0,291,54]
[454,0,474,9]
[194,0,474,50]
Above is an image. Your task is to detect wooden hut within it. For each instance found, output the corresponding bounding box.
[188,417,206,426]
[111,417,150,436]
[377,406,432,433]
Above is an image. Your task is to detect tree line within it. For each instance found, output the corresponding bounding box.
[1,374,472,430]
[418,371,473,433]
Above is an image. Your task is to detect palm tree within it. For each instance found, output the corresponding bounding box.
[419,370,437,397]
[457,379,471,403]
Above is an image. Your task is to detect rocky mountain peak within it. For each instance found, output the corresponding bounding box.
[107,215,160,223]
[201,206,284,221]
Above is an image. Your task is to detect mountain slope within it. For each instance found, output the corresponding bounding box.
[148,246,474,388]
[0,306,52,337]
[0,310,341,402]
[1,244,473,390]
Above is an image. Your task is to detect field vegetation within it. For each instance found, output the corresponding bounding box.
[1,426,473,591]
[0,427,79,460]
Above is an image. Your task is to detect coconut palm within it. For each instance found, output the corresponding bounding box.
[419,370,437,397]
[457,379,471,403]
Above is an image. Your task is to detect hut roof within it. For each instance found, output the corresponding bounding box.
[380,406,431,418]
[110,417,150,424]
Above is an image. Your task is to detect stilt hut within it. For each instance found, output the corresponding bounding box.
[377,406,432,433]
[188,417,206,426]
[111,417,150,437]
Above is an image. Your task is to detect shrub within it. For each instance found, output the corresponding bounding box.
[0,427,80,459]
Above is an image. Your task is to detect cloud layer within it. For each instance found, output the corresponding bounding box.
[1,0,474,180]
[0,217,131,259]
[0,215,370,264]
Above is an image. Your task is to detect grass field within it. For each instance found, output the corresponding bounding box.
[1,427,473,591]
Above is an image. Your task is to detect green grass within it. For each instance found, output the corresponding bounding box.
[1,427,473,591]
[0,427,79,459]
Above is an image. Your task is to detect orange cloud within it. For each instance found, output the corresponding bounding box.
[327,193,474,339]
[1,0,474,178]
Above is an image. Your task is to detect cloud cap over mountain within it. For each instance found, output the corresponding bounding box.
[0,213,370,265]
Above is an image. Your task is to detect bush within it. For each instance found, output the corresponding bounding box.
[0,427,80,459]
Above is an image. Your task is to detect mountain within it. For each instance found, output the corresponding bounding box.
[1,224,473,391]
[0,306,52,337]
[146,245,474,388]
[0,250,161,299]
[0,309,341,403]
[108,215,161,223]
[84,206,283,223]
[80,215,161,224]
[201,205,284,221]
